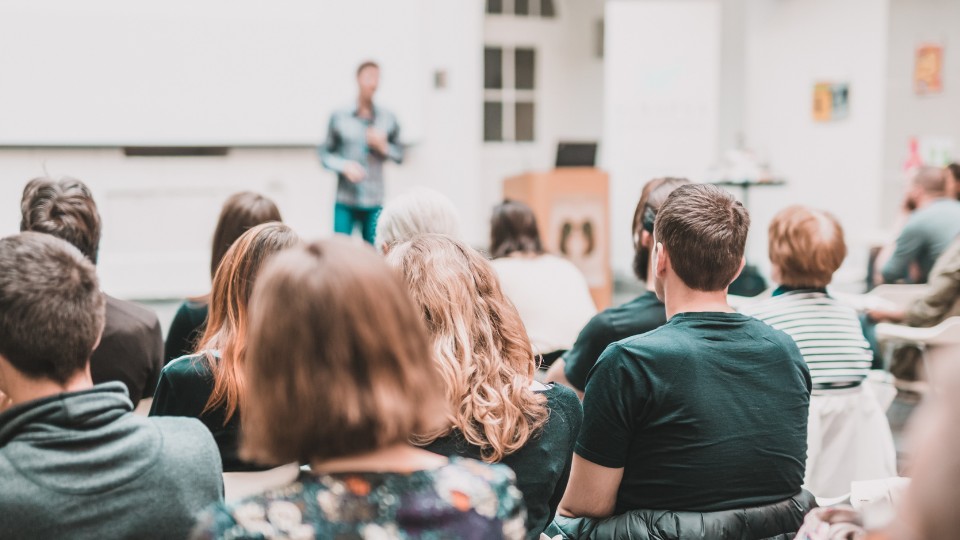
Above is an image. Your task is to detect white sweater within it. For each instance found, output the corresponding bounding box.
[491,254,597,355]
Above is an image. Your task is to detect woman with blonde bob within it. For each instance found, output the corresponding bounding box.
[740,206,896,498]
[387,234,582,539]
[151,221,299,472]
[192,237,525,539]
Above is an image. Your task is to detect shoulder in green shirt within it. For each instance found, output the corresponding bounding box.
[577,312,811,514]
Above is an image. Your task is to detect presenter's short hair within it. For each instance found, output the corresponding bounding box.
[0,233,105,384]
[240,237,445,465]
[654,184,750,291]
[357,60,380,76]
[768,206,846,288]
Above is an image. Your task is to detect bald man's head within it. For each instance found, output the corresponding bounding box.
[912,166,948,197]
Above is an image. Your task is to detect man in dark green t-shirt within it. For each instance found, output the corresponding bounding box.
[558,184,811,519]
[546,177,689,393]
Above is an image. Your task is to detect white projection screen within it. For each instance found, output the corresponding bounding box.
[0,0,427,146]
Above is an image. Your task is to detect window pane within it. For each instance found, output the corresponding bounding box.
[541,0,556,17]
[486,0,503,14]
[515,0,530,16]
[484,47,502,89]
[516,102,535,141]
[485,101,504,142]
[515,48,535,90]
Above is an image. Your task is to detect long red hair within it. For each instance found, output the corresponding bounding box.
[198,221,299,423]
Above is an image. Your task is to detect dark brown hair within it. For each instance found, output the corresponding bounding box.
[210,192,282,279]
[654,183,750,291]
[0,233,105,384]
[20,177,102,264]
[198,222,300,424]
[947,163,960,200]
[357,60,380,76]
[241,237,445,464]
[631,177,691,280]
[768,206,846,288]
[490,200,544,258]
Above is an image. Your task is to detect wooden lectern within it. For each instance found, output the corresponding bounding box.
[503,167,611,310]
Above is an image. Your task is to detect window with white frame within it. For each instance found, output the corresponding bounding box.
[487,0,556,17]
[484,46,536,142]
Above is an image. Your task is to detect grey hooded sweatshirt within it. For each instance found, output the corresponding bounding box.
[0,382,223,539]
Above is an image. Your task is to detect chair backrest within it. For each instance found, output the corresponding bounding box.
[868,284,931,310]
[222,463,301,502]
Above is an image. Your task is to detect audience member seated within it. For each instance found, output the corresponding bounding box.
[191,237,525,539]
[164,191,281,364]
[489,200,596,365]
[875,166,960,285]
[388,234,582,538]
[0,233,222,539]
[870,233,960,327]
[374,187,460,254]
[20,177,162,406]
[150,222,299,472]
[740,206,896,498]
[545,177,687,395]
[555,184,812,536]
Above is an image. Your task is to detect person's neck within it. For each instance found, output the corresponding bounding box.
[663,283,733,319]
[310,443,448,475]
[357,97,374,117]
[0,365,94,407]
[914,195,943,210]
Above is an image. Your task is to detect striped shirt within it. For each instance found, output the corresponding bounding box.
[740,289,873,390]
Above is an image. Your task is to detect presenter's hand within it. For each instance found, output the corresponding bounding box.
[343,161,367,183]
[366,128,389,156]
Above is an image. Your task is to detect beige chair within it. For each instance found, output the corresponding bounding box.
[832,284,930,313]
[223,463,302,502]
[875,317,960,387]
[133,397,152,416]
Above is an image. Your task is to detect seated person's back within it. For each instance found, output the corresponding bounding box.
[92,294,163,404]
[0,233,222,540]
[581,313,810,513]
[19,176,163,405]
[559,184,811,525]
[880,166,960,284]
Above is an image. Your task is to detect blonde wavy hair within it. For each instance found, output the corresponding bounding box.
[387,234,548,462]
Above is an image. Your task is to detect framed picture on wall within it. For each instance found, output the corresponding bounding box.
[915,44,944,95]
[813,82,849,122]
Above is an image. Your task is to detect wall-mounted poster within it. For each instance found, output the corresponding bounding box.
[813,82,850,122]
[915,44,944,95]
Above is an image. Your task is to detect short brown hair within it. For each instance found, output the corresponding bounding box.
[490,200,544,258]
[768,206,846,288]
[654,184,750,291]
[913,166,948,196]
[631,177,691,280]
[357,60,380,76]
[210,192,282,279]
[20,177,102,264]
[241,237,445,465]
[0,232,105,383]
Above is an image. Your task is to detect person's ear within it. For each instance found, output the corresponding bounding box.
[654,241,668,277]
[640,230,653,249]
[732,256,747,283]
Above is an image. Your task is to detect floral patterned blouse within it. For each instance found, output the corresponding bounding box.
[191,457,526,540]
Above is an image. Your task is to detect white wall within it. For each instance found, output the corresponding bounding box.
[0,0,486,300]
[481,0,606,244]
[742,0,890,284]
[603,0,721,277]
[881,0,960,216]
